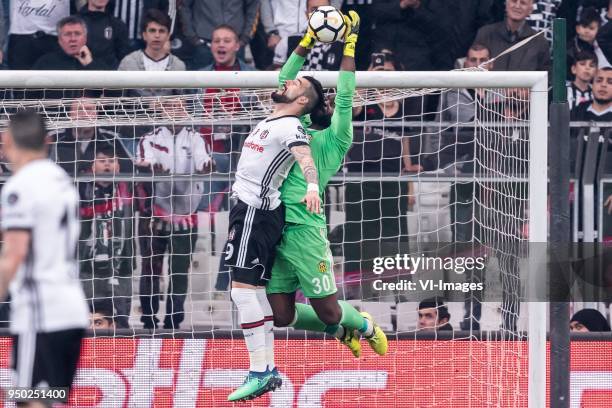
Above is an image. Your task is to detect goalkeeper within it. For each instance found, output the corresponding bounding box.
[267,11,388,361]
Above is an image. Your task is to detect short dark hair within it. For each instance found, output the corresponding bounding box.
[141,9,171,33]
[89,299,115,324]
[212,24,240,41]
[57,16,87,34]
[469,43,490,54]
[8,109,48,151]
[578,7,601,27]
[572,49,598,65]
[302,76,326,116]
[418,297,450,321]
[93,142,118,159]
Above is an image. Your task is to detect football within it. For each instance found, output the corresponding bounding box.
[308,6,346,43]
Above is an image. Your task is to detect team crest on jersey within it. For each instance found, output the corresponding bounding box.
[104,27,113,40]
[7,193,18,205]
[318,261,328,273]
[259,130,269,139]
[228,226,236,241]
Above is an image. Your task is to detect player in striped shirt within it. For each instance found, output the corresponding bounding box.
[224,33,325,402]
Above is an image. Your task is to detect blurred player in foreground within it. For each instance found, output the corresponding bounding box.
[223,29,325,403]
[261,9,388,400]
[0,110,88,407]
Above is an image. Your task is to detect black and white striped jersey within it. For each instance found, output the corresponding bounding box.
[566,81,593,111]
[232,115,309,210]
[1,159,88,334]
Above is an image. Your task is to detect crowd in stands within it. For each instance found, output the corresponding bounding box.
[0,0,610,332]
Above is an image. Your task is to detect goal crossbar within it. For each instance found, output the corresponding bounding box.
[0,70,547,89]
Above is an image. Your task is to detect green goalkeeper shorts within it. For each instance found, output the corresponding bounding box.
[267,223,337,298]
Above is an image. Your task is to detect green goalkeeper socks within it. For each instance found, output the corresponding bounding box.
[290,301,369,337]
[292,303,327,332]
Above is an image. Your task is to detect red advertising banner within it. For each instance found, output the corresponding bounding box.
[0,338,608,407]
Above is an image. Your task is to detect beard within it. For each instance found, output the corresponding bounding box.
[594,96,612,105]
[271,90,296,104]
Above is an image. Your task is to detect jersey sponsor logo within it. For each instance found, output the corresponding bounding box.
[297,126,306,135]
[259,130,269,140]
[104,26,113,40]
[243,141,264,153]
[7,193,18,205]
[318,261,328,273]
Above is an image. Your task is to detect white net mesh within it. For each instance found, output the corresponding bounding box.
[0,77,540,407]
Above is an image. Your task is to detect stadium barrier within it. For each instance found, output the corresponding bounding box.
[0,332,609,407]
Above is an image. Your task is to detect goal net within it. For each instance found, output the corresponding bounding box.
[0,70,547,407]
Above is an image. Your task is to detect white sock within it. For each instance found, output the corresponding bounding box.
[256,288,275,371]
[231,287,267,372]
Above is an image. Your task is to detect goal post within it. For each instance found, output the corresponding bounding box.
[0,69,548,407]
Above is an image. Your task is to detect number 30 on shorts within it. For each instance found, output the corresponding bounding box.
[311,275,332,294]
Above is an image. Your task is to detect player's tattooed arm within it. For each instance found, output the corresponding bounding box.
[290,145,318,185]
[290,145,321,213]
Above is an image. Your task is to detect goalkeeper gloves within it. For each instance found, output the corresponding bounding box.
[299,28,317,50]
[343,10,360,58]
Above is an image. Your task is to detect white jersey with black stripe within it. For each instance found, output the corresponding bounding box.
[1,159,88,334]
[232,115,309,210]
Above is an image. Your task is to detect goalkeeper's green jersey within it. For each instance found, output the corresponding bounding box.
[277,52,355,228]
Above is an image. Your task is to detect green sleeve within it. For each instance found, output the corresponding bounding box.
[278,52,306,87]
[328,70,356,151]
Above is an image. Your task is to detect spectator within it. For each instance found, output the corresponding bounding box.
[569,7,611,68]
[571,66,612,121]
[79,144,135,329]
[50,98,133,175]
[8,0,74,69]
[570,308,611,331]
[343,51,414,293]
[79,0,131,69]
[89,298,116,330]
[567,50,598,109]
[371,0,455,71]
[179,0,259,69]
[136,98,213,330]
[32,16,110,70]
[474,0,550,71]
[118,9,186,97]
[111,1,179,50]
[418,297,453,332]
